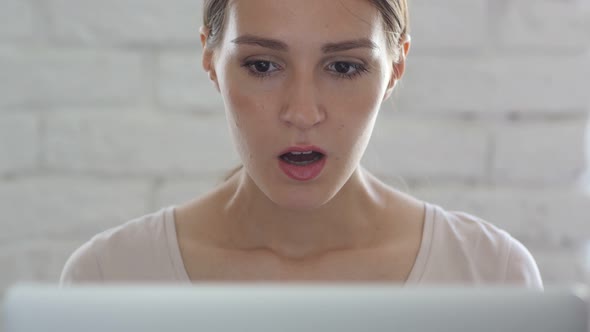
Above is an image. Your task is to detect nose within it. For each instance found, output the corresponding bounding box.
[279,73,326,130]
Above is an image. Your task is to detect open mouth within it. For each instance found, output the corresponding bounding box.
[279,151,325,166]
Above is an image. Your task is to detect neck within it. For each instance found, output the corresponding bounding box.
[221,167,391,261]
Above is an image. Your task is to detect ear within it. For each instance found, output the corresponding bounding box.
[383,34,411,101]
[200,26,220,92]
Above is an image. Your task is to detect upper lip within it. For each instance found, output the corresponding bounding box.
[279,145,327,156]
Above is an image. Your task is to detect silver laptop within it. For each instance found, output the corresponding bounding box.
[3,283,588,332]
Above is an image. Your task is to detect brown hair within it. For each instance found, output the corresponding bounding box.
[203,0,410,181]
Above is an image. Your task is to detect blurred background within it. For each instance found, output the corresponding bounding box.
[1,0,589,306]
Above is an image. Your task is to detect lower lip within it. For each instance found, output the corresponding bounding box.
[278,157,326,181]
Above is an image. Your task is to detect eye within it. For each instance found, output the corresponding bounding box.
[242,60,281,78]
[334,62,353,74]
[327,61,369,79]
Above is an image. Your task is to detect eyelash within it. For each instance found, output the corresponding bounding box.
[240,60,370,80]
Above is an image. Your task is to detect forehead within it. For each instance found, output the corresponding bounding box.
[224,0,385,47]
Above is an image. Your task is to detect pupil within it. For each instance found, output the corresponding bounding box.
[335,62,350,74]
[255,61,270,72]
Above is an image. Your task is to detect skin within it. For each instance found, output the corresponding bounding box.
[174,0,424,282]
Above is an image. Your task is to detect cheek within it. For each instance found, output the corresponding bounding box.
[322,70,386,113]
[325,79,384,158]
[325,79,383,128]
[222,67,274,116]
[226,91,274,132]
[221,64,287,125]
[221,75,279,154]
[222,75,258,125]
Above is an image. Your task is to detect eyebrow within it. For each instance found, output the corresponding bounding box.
[231,35,379,53]
[322,39,379,53]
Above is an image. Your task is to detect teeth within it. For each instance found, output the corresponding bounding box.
[290,151,313,155]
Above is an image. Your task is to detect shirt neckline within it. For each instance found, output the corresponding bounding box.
[163,206,191,283]
[403,202,434,285]
[163,203,435,284]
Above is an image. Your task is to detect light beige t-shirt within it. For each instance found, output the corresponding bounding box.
[59,203,543,288]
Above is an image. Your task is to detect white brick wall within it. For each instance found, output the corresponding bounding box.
[0,113,39,174]
[493,121,587,185]
[0,240,88,294]
[408,0,488,52]
[44,111,238,175]
[158,51,225,112]
[1,0,589,306]
[394,56,496,113]
[48,0,203,46]
[494,0,590,51]
[397,54,590,115]
[491,55,590,112]
[0,0,34,41]
[0,176,152,242]
[363,116,489,181]
[0,48,143,107]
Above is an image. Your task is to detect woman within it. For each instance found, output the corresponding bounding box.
[60,0,543,287]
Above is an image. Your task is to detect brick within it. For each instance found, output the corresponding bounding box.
[394,56,495,113]
[0,245,25,293]
[494,0,590,51]
[155,177,221,209]
[0,239,89,304]
[493,121,587,185]
[0,48,142,107]
[363,116,489,180]
[0,113,39,175]
[576,241,590,283]
[0,0,34,40]
[0,240,83,284]
[408,0,488,52]
[48,0,203,45]
[393,57,489,114]
[491,55,590,112]
[533,249,585,285]
[396,54,590,115]
[0,176,151,242]
[411,186,590,250]
[158,52,225,112]
[44,111,240,175]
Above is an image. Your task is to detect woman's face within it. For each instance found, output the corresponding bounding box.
[204,0,402,210]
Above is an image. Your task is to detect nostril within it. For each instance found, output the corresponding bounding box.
[280,107,326,130]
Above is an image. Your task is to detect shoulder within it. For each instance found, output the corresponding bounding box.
[502,233,544,288]
[432,206,510,255]
[420,204,543,288]
[59,207,175,284]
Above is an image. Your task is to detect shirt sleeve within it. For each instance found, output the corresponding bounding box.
[59,241,103,285]
[503,236,544,289]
